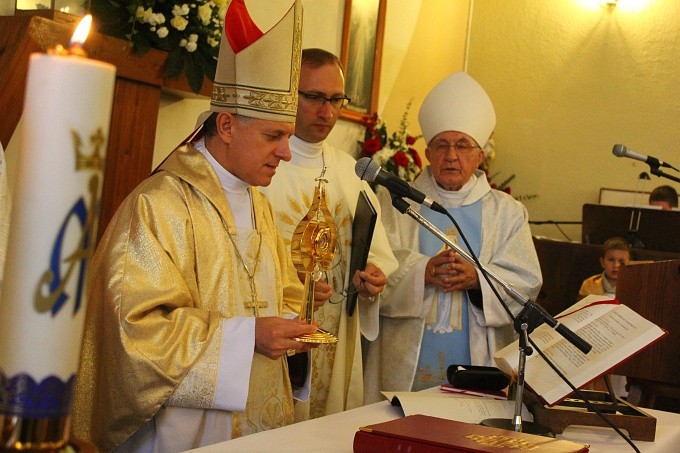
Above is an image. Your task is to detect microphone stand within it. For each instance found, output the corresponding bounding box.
[390,196,592,435]
[509,322,531,433]
[649,165,680,183]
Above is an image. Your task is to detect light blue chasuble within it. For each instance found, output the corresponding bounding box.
[412,201,482,391]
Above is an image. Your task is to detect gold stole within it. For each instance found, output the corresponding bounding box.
[229,226,294,437]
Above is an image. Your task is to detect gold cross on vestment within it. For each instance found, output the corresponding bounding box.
[243,277,267,316]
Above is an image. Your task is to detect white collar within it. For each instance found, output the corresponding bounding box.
[430,171,477,208]
[289,135,324,167]
[195,138,250,195]
[427,168,491,208]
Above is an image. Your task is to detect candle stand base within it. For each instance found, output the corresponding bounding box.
[1,414,69,451]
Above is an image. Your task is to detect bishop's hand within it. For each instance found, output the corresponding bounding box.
[254,317,317,359]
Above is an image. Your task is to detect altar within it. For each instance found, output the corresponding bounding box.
[186,397,680,453]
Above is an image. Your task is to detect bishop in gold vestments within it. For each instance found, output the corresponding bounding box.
[71,144,306,450]
[72,0,311,449]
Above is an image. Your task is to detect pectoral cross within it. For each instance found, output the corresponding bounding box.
[243,276,267,316]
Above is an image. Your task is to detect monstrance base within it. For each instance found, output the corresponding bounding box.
[295,328,338,344]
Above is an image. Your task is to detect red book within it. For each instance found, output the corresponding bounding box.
[354,415,589,453]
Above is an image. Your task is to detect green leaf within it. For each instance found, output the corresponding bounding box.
[164,50,184,79]
[90,0,131,37]
[184,55,204,94]
[204,57,217,81]
[498,174,516,190]
[131,33,151,56]
[88,0,226,91]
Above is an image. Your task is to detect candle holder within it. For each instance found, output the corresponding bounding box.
[0,14,114,451]
[290,169,338,344]
[1,373,74,450]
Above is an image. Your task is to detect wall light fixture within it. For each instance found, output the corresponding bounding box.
[600,0,619,10]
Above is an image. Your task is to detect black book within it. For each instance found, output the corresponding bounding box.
[347,190,377,316]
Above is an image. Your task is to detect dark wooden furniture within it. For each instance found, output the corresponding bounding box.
[614,260,680,409]
[533,236,680,411]
[582,203,680,252]
[0,13,211,241]
[526,390,657,442]
[532,237,680,317]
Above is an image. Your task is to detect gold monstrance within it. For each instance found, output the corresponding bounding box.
[290,168,338,343]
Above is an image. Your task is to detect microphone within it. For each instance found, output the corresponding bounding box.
[612,144,678,170]
[355,157,447,214]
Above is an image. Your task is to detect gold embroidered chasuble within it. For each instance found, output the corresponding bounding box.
[71,144,303,451]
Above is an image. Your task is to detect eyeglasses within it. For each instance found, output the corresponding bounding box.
[298,90,351,109]
[431,139,480,154]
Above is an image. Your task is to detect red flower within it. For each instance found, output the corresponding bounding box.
[362,113,379,130]
[409,148,422,169]
[363,137,382,154]
[406,135,416,145]
[393,151,409,168]
[503,187,512,195]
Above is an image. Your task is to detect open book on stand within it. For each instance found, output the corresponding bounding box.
[494,294,667,406]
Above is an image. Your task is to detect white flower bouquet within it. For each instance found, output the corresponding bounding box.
[91,0,229,93]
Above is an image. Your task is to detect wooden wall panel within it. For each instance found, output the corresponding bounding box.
[0,13,212,243]
[97,79,161,240]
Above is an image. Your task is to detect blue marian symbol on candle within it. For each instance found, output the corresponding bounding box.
[33,128,105,317]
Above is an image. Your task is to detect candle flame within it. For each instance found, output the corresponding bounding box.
[70,14,93,47]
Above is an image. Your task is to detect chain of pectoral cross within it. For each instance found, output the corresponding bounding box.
[226,229,267,316]
[244,273,268,316]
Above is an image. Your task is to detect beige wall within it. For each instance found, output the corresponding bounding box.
[380,0,470,157]
[11,0,677,245]
[467,0,680,241]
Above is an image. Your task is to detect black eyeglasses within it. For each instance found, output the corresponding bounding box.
[298,90,351,109]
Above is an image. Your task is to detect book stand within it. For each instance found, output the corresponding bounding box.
[524,388,657,442]
[525,258,680,442]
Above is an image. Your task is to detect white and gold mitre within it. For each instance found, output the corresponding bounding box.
[211,0,302,123]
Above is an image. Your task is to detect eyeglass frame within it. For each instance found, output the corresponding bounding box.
[298,89,351,110]
[429,138,481,155]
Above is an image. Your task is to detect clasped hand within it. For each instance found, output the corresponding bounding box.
[425,249,479,292]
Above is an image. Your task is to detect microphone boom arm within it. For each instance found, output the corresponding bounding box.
[650,166,680,183]
[391,195,592,355]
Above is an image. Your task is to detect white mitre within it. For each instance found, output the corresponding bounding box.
[418,71,496,147]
